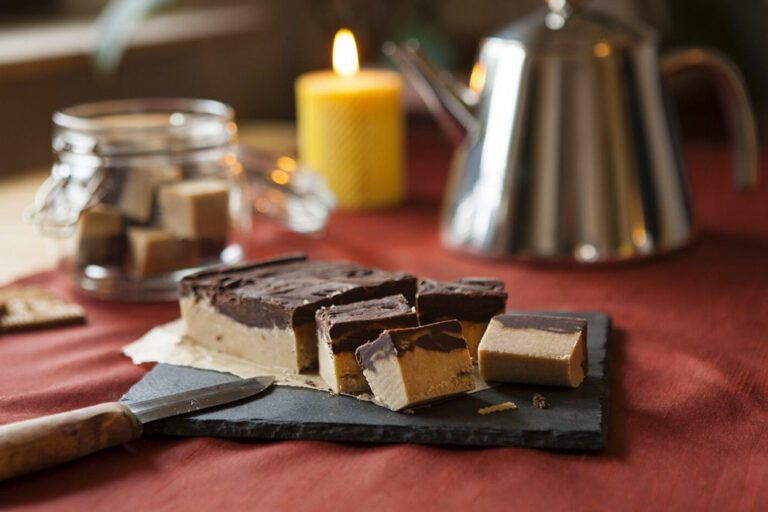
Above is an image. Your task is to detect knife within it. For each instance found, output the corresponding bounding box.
[0,375,274,481]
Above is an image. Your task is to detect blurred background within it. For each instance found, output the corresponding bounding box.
[1,0,767,176]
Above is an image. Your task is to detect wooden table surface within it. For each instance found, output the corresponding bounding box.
[0,121,297,285]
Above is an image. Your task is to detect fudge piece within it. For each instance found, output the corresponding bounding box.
[355,320,474,411]
[316,295,418,394]
[417,278,507,362]
[119,165,181,222]
[77,205,125,266]
[180,255,417,372]
[158,179,230,239]
[478,314,588,388]
[127,227,200,277]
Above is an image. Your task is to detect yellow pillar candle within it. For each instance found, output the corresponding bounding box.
[296,29,405,210]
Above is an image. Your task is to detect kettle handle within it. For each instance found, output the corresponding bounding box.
[661,47,759,190]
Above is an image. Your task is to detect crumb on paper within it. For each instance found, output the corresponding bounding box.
[477,402,517,415]
[532,393,550,409]
[304,379,317,387]
[401,408,415,415]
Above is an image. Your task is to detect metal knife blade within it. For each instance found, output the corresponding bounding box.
[125,375,275,424]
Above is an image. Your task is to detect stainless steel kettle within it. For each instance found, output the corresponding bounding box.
[386,0,759,262]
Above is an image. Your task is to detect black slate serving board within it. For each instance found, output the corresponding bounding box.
[122,311,610,450]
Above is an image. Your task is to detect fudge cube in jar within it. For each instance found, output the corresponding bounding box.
[119,165,181,223]
[127,227,200,277]
[77,205,125,266]
[158,179,231,241]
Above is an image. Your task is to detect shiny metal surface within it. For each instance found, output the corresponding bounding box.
[389,1,759,262]
[125,375,274,424]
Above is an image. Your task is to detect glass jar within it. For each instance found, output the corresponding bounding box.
[26,98,334,301]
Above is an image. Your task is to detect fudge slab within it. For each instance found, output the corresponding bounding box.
[479,314,588,388]
[159,179,230,239]
[180,255,417,373]
[127,227,199,277]
[356,320,474,411]
[316,295,417,394]
[417,278,507,362]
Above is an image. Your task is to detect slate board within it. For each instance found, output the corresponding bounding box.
[122,311,611,450]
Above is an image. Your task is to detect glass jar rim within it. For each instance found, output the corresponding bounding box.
[53,97,234,133]
[53,98,238,159]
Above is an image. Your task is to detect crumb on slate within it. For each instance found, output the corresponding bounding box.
[532,393,550,409]
[477,402,517,415]
[402,408,415,415]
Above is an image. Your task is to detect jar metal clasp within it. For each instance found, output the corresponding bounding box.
[24,163,107,238]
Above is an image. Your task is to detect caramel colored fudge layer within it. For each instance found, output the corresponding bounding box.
[119,166,181,222]
[478,314,588,388]
[356,320,474,411]
[417,278,507,362]
[158,179,230,239]
[127,227,200,277]
[316,295,417,394]
[180,255,417,373]
[77,205,125,266]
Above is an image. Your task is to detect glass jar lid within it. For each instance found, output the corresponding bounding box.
[53,98,237,163]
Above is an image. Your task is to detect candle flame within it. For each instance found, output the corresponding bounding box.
[333,28,359,77]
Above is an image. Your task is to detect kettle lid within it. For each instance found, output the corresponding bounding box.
[491,0,654,51]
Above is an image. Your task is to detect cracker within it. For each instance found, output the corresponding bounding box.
[477,401,517,415]
[0,287,86,333]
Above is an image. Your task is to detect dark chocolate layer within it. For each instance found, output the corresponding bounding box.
[316,295,417,353]
[182,255,417,330]
[417,277,507,324]
[493,314,587,334]
[355,320,466,371]
[180,253,307,297]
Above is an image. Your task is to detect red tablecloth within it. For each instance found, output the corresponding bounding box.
[1,133,767,511]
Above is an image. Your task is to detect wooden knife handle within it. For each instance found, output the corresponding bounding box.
[0,402,142,481]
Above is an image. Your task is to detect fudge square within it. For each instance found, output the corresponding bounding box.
[119,165,181,222]
[180,254,417,372]
[355,320,475,411]
[478,314,588,388]
[127,227,199,277]
[316,295,418,394]
[158,179,230,240]
[417,278,507,362]
[77,204,124,266]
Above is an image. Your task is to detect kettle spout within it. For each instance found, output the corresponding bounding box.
[383,40,479,144]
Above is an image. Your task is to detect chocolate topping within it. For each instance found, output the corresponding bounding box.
[316,295,417,353]
[417,277,507,323]
[182,255,417,329]
[180,253,307,297]
[494,314,587,334]
[355,320,466,370]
